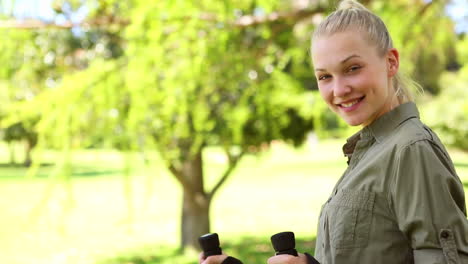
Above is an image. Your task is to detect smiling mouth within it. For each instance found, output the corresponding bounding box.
[338,96,365,108]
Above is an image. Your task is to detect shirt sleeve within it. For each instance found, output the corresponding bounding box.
[390,139,468,263]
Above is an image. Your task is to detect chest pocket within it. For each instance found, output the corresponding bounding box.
[327,189,375,249]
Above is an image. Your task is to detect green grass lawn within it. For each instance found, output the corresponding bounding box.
[0,139,467,264]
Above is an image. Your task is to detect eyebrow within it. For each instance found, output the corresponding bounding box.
[314,54,361,72]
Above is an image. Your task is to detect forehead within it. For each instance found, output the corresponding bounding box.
[311,31,377,67]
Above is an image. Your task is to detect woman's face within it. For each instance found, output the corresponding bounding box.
[311,31,400,127]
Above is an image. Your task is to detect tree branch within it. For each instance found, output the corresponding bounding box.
[207,149,245,201]
[233,7,326,27]
[0,7,326,29]
[0,17,129,29]
[402,1,436,45]
[168,163,196,197]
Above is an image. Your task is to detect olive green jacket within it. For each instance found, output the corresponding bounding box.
[314,102,468,264]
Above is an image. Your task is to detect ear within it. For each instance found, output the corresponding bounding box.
[386,48,399,78]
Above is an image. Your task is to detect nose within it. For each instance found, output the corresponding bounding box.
[332,78,352,97]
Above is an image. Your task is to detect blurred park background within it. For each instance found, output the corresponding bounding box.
[0,0,467,263]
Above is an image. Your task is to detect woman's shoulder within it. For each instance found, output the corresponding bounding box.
[388,118,456,172]
[390,117,443,150]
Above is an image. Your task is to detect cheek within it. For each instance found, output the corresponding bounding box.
[351,70,383,91]
[371,73,390,95]
[348,73,369,87]
[318,83,332,101]
[367,64,389,89]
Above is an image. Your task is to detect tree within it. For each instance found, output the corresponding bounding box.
[422,35,468,150]
[0,1,125,165]
[2,0,463,252]
[376,0,458,94]
[0,29,43,166]
[8,0,319,251]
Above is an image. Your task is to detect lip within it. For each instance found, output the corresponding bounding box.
[336,96,365,113]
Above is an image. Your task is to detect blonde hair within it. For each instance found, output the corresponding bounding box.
[312,0,420,103]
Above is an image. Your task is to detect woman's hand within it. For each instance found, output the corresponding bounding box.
[267,253,308,264]
[198,252,228,264]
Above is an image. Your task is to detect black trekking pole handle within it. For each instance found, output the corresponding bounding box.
[270,231,321,264]
[199,233,223,257]
[198,233,243,264]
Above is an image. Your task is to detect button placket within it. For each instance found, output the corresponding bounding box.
[348,138,372,170]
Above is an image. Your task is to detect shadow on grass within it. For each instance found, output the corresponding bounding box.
[71,169,122,177]
[97,235,316,264]
[0,163,122,179]
[0,162,54,168]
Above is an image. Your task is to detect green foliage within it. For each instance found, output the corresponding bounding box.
[0,4,127,156]
[421,65,468,150]
[457,35,468,65]
[374,0,457,94]
[3,0,463,160]
[2,0,468,256]
[13,0,318,166]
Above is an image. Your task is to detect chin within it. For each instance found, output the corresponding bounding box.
[343,117,364,127]
[347,121,363,127]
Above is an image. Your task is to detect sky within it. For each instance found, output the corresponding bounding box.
[1,0,87,25]
[2,0,55,20]
[447,0,468,33]
[1,0,468,33]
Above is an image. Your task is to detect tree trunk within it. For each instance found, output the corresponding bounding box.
[180,150,211,251]
[24,133,37,167]
[8,142,16,165]
[24,141,33,167]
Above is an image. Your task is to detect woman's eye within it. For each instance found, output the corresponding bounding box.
[348,65,361,72]
[318,74,331,81]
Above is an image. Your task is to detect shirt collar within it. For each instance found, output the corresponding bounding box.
[342,102,420,159]
[362,102,420,143]
[342,132,361,164]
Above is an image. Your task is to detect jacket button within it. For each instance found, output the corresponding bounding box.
[441,230,450,239]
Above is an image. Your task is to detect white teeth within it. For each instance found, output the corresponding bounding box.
[341,99,359,107]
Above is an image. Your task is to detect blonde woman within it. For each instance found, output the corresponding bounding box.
[201,1,468,263]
